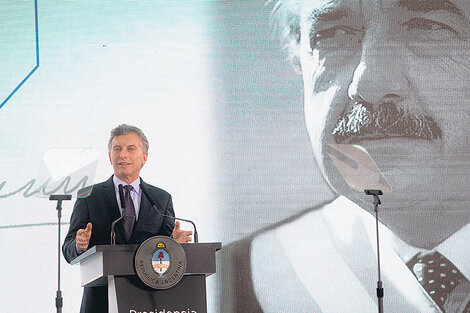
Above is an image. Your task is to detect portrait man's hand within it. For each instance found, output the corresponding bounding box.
[76,222,92,251]
[172,221,192,243]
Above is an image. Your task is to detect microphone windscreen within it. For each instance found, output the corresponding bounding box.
[118,184,126,210]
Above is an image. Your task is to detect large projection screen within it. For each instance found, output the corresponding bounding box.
[1,1,469,312]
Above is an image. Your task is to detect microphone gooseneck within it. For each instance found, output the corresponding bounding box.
[139,182,199,243]
[110,184,125,245]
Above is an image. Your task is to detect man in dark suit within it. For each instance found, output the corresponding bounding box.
[62,124,192,313]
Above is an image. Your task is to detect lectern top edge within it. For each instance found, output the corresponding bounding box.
[70,242,222,265]
[70,244,138,265]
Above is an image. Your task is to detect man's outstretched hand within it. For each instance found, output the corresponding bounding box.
[76,222,92,251]
[172,221,193,243]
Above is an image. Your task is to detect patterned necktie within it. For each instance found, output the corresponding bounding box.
[407,251,470,312]
[123,185,136,241]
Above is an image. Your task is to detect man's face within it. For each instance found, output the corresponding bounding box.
[109,132,148,184]
[298,0,470,247]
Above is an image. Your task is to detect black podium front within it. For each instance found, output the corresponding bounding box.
[71,243,221,313]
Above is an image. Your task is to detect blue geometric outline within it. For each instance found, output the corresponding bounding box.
[0,0,40,110]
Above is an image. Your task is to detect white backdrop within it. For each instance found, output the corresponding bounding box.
[0,1,327,312]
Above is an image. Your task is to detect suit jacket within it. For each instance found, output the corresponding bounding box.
[224,197,449,313]
[62,176,175,313]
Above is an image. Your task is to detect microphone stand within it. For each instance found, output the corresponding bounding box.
[49,194,72,313]
[364,189,384,313]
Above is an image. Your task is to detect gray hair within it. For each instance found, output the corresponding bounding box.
[108,124,149,153]
[268,0,302,71]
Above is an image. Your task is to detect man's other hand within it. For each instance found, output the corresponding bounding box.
[76,222,92,251]
[172,221,193,243]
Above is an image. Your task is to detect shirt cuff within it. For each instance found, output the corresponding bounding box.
[75,242,84,254]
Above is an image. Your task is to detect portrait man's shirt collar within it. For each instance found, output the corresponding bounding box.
[322,195,470,281]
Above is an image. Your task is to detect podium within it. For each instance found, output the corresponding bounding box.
[71,243,221,313]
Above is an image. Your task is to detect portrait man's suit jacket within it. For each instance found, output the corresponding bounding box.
[224,196,446,313]
[62,176,175,313]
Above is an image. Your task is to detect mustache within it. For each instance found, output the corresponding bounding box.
[332,101,442,143]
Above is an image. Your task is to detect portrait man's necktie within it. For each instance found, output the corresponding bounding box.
[123,185,136,241]
[407,251,470,313]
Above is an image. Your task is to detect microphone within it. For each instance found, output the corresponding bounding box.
[110,184,125,245]
[139,182,198,243]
